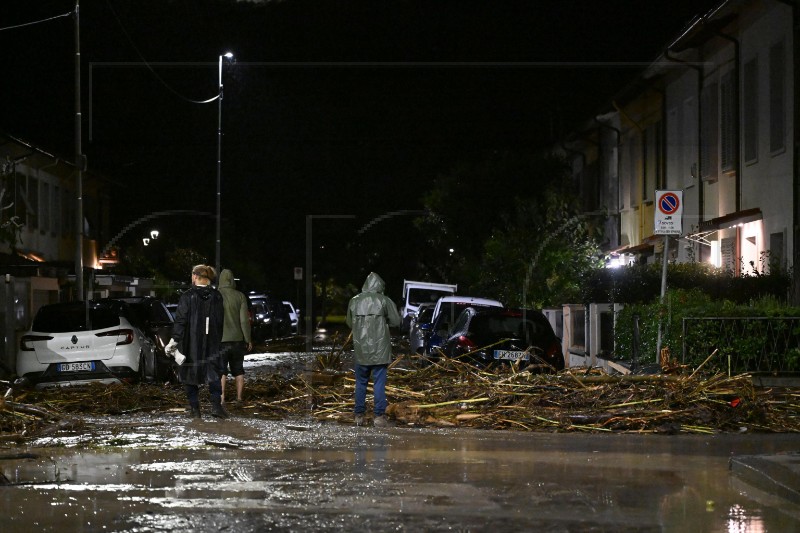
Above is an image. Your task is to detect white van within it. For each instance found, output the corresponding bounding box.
[400,280,458,331]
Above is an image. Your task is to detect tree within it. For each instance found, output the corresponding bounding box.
[417,151,603,305]
[476,189,604,307]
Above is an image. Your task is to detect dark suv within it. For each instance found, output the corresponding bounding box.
[441,307,564,371]
[248,294,292,343]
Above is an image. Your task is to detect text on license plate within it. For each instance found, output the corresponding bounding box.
[58,362,95,372]
[493,350,529,361]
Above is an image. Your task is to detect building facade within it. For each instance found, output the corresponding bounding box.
[558,0,797,281]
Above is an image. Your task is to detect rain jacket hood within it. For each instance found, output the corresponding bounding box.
[217,269,251,343]
[218,269,236,290]
[346,272,401,365]
[361,271,385,293]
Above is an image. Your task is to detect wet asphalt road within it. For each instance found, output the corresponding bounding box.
[4,414,800,531]
[2,349,800,532]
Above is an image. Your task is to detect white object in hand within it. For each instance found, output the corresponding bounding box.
[165,338,178,355]
[173,349,186,365]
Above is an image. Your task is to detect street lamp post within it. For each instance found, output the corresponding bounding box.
[216,52,233,277]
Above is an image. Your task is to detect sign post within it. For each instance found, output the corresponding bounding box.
[654,190,684,365]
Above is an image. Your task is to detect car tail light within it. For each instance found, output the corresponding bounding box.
[457,335,475,350]
[545,341,560,358]
[19,335,53,351]
[96,329,134,346]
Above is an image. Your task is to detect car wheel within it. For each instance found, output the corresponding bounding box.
[138,352,148,383]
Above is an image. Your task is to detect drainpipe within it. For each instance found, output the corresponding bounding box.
[712,28,741,213]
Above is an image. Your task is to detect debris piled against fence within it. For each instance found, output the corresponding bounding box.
[1,353,799,441]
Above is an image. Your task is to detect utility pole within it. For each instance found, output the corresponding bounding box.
[74,0,84,300]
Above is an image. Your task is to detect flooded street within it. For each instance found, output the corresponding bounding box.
[2,350,800,532]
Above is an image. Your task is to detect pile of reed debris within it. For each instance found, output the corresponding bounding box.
[1,353,798,441]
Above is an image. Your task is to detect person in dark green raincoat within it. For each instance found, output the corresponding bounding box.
[346,272,401,427]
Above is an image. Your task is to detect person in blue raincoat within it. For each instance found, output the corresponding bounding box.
[170,264,227,419]
[346,272,402,427]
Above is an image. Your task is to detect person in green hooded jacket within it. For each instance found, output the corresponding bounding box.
[217,269,252,405]
[346,272,402,427]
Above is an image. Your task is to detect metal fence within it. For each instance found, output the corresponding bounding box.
[681,317,800,374]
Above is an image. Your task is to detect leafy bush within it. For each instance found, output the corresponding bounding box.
[614,288,800,372]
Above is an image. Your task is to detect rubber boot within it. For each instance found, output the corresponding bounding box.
[211,401,229,419]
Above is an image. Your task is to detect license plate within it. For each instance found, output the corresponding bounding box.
[57,362,95,372]
[493,350,529,361]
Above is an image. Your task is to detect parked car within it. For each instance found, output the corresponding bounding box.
[249,294,292,342]
[17,300,162,388]
[165,303,178,319]
[282,301,299,333]
[441,307,564,371]
[408,303,435,354]
[423,296,504,356]
[103,296,177,383]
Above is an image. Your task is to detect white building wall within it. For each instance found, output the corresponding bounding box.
[740,4,794,272]
[659,0,794,273]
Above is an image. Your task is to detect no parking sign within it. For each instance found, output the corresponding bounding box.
[654,190,683,235]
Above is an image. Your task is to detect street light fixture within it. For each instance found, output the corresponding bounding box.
[216,51,234,277]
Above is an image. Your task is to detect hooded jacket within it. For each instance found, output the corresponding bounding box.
[171,283,224,385]
[346,272,401,365]
[217,269,252,344]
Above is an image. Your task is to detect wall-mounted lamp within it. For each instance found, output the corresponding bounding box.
[150,230,159,240]
[143,238,150,246]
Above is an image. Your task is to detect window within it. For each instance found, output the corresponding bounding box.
[700,82,719,181]
[682,97,697,186]
[62,186,72,236]
[743,58,759,163]
[622,136,636,208]
[41,182,50,234]
[769,231,785,273]
[53,185,60,236]
[769,40,786,153]
[720,71,736,172]
[26,177,38,230]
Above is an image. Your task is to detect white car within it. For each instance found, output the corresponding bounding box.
[282,301,299,333]
[17,301,158,388]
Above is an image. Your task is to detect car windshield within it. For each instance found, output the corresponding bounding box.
[32,302,121,333]
[409,289,453,306]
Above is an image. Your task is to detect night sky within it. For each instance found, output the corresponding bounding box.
[2,0,720,296]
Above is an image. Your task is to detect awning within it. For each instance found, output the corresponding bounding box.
[609,240,655,255]
[684,208,763,246]
[698,208,762,232]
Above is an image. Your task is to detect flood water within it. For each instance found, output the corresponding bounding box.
[2,350,800,532]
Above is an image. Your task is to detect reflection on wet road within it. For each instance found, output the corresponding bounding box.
[3,416,800,532]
